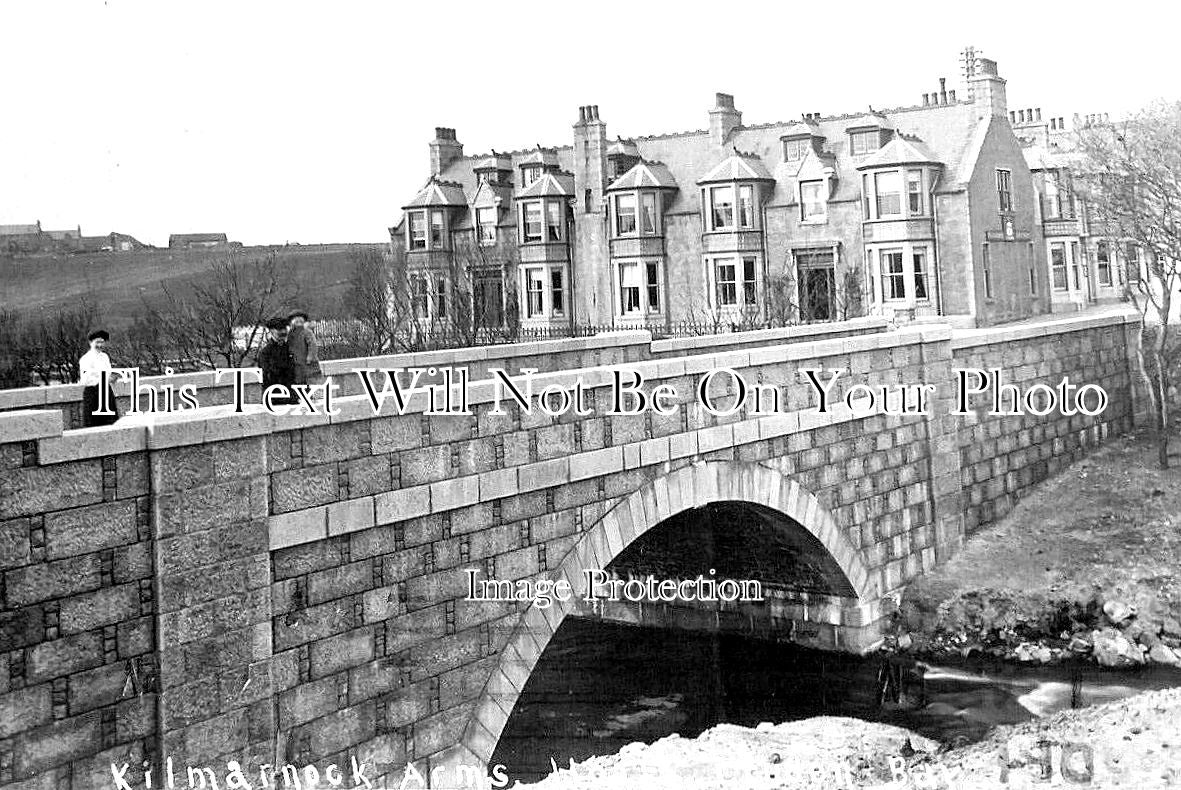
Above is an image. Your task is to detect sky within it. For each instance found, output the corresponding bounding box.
[2,0,1179,248]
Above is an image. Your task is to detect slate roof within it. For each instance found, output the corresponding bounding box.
[519,146,560,168]
[402,178,468,209]
[169,233,228,245]
[0,224,41,236]
[607,137,640,158]
[856,135,941,169]
[1022,143,1084,171]
[515,172,575,199]
[606,161,678,191]
[414,98,990,218]
[698,151,775,184]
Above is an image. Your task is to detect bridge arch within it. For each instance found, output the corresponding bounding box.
[458,459,877,765]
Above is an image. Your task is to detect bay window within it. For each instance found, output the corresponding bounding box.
[800,181,826,221]
[522,202,542,243]
[520,264,567,321]
[738,185,755,228]
[524,267,545,317]
[477,208,497,246]
[409,211,427,250]
[411,274,429,318]
[547,202,563,242]
[874,171,902,218]
[616,260,663,317]
[615,193,637,235]
[550,270,565,315]
[882,250,905,300]
[912,248,929,300]
[641,192,657,234]
[434,278,448,319]
[710,185,735,230]
[907,170,924,215]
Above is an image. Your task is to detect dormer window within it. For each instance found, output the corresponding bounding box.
[850,130,881,156]
[783,137,811,162]
[522,165,543,187]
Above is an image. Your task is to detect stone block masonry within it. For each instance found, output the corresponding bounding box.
[0,307,1139,785]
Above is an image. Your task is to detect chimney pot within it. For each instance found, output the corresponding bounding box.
[948,89,956,101]
[1035,108,1042,121]
[578,106,587,123]
[1059,117,1064,128]
[923,93,930,106]
[1010,111,1016,123]
[715,92,734,109]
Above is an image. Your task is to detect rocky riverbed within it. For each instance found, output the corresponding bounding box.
[518,687,1181,789]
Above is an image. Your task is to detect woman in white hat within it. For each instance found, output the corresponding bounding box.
[79,329,119,427]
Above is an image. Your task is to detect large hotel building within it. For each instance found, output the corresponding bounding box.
[390,48,1128,332]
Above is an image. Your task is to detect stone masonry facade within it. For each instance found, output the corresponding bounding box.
[0,309,1138,786]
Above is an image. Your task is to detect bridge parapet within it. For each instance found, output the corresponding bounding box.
[0,308,1139,786]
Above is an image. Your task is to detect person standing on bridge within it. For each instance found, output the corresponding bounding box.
[286,310,321,389]
[79,329,119,427]
[258,317,297,404]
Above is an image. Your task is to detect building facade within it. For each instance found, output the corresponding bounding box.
[1011,109,1137,313]
[392,48,1051,330]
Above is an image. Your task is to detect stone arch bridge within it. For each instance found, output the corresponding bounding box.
[0,310,1138,786]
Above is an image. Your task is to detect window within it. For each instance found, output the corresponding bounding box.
[525,267,545,317]
[522,166,543,187]
[646,261,661,311]
[615,193,637,235]
[710,185,735,230]
[1070,241,1081,289]
[550,270,564,315]
[850,130,879,156]
[982,244,993,298]
[800,181,826,221]
[522,202,542,243]
[477,208,497,246]
[641,192,657,234]
[1126,243,1141,282]
[430,210,445,247]
[409,211,427,250]
[783,137,810,162]
[584,189,593,214]
[882,250,905,300]
[546,202,562,242]
[434,278,447,319]
[1029,243,1037,295]
[619,261,642,314]
[912,247,929,300]
[1097,241,1112,286]
[874,171,902,218]
[715,259,737,305]
[738,185,755,228]
[996,169,1013,212]
[742,257,757,304]
[411,274,429,318]
[1051,242,1068,290]
[862,174,871,219]
[907,170,924,215]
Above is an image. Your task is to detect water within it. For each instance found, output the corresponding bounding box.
[491,617,1181,784]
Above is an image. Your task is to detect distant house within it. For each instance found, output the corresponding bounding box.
[1,222,46,254]
[43,226,83,250]
[169,232,229,249]
[79,232,150,253]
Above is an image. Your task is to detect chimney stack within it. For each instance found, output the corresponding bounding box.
[939,77,947,104]
[709,92,742,147]
[429,127,463,177]
[967,54,1008,119]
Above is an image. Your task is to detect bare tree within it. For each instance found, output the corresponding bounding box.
[1075,101,1181,468]
[343,245,402,355]
[144,254,299,369]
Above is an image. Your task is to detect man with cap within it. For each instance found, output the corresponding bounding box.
[79,329,119,427]
[286,310,321,388]
[257,317,297,405]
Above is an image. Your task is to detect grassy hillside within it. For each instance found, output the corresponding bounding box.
[0,244,378,330]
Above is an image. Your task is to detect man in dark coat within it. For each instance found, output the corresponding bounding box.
[286,310,322,387]
[257,317,297,404]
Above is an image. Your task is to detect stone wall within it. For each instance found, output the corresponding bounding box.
[0,308,1139,786]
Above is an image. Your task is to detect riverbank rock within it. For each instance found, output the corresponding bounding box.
[1092,629,1144,667]
[1149,644,1180,665]
[1103,599,1134,625]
